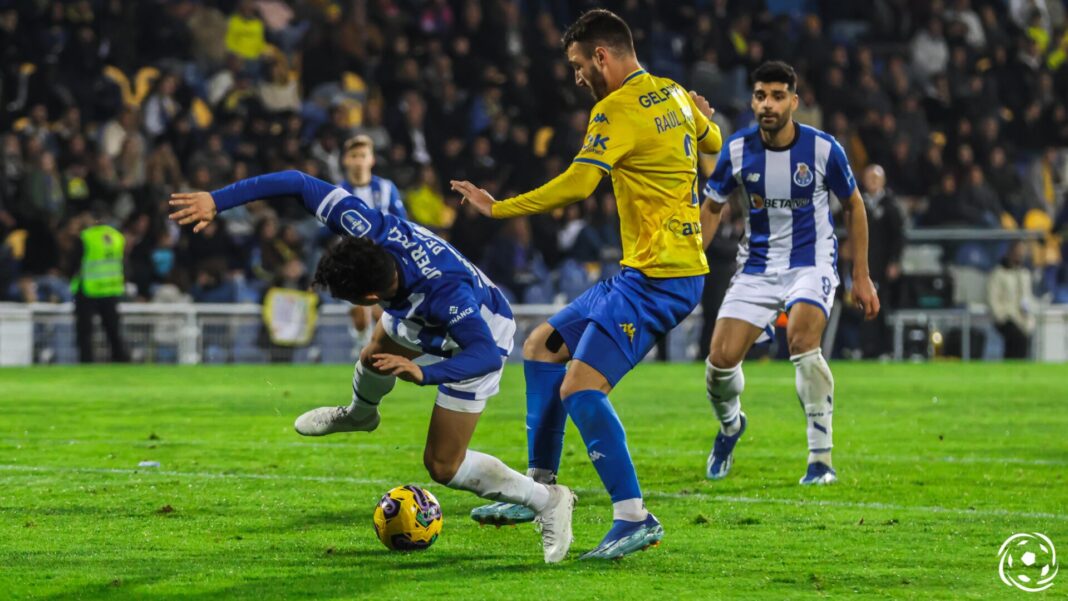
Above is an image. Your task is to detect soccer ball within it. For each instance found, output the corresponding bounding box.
[372,485,443,551]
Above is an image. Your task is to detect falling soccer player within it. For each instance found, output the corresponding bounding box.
[168,170,575,563]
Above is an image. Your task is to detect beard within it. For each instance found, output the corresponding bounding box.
[757,112,789,134]
[586,68,609,101]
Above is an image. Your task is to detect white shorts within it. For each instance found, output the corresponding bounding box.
[379,311,515,414]
[718,265,839,330]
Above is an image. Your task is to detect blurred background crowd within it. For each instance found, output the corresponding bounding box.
[1,0,1067,358]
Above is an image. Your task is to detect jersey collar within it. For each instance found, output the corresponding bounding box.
[759,121,802,152]
[622,68,646,86]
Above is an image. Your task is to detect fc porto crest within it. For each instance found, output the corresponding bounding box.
[793,162,814,187]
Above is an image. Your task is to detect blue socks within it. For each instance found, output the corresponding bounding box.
[562,389,642,504]
[524,360,568,474]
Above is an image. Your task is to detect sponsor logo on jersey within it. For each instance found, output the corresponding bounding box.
[793,162,814,187]
[448,306,475,326]
[748,193,812,210]
[340,210,372,237]
[582,133,610,152]
[666,218,701,237]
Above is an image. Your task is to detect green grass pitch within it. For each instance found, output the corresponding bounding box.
[1,362,1065,600]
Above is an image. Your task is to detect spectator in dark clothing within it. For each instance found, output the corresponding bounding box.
[957,164,1003,227]
[481,217,547,304]
[860,165,906,357]
[699,203,741,359]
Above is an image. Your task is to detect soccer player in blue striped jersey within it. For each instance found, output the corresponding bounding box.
[700,62,881,485]
[168,170,575,563]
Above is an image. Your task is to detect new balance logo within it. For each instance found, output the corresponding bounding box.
[746,173,761,183]
[589,451,606,462]
[620,323,635,341]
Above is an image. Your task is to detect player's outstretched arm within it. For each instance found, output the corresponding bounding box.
[450,161,604,219]
[842,188,881,320]
[169,170,364,233]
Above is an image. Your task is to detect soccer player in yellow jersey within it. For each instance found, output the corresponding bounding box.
[451,9,722,559]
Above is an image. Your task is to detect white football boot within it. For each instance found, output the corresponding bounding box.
[293,406,380,436]
[535,484,576,563]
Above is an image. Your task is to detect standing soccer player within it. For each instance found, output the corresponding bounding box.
[700,62,880,485]
[169,170,575,563]
[451,9,722,559]
[339,135,407,351]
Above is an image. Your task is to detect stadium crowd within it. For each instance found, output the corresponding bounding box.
[1,0,1067,326]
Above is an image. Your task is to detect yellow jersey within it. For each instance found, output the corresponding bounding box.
[573,69,722,278]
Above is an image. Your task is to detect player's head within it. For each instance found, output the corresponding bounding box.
[313,237,396,305]
[750,61,799,135]
[342,135,375,184]
[562,9,636,100]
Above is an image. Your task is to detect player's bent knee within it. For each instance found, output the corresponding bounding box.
[558,363,611,399]
[522,323,568,363]
[423,451,461,485]
[788,338,820,357]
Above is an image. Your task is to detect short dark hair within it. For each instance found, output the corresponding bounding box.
[562,9,635,56]
[313,237,396,301]
[751,61,798,92]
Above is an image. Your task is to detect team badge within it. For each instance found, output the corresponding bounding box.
[793,162,814,187]
[750,193,765,210]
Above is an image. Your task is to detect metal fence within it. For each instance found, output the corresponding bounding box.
[2,301,1065,365]
[0,302,704,366]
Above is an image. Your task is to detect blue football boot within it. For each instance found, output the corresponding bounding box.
[799,461,837,485]
[705,413,747,480]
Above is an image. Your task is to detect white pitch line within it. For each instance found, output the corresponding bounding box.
[0,464,1064,523]
[2,438,1065,468]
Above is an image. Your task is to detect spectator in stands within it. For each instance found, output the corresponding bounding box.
[861,165,906,357]
[911,17,950,82]
[988,241,1037,358]
[226,0,267,65]
[481,217,548,303]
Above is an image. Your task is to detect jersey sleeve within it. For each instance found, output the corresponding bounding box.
[826,138,858,199]
[387,180,408,220]
[685,92,723,154]
[702,144,737,204]
[418,285,501,386]
[211,170,389,241]
[572,100,634,173]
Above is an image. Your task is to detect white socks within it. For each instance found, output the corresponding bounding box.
[527,467,557,485]
[612,498,648,522]
[706,359,744,436]
[791,348,834,465]
[348,361,395,419]
[448,450,551,512]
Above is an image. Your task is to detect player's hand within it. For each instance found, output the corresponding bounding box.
[852,274,881,320]
[169,192,218,233]
[449,180,496,217]
[371,353,424,384]
[689,90,715,120]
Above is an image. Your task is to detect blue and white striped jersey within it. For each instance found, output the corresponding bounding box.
[340,174,408,220]
[703,123,856,274]
[211,170,512,387]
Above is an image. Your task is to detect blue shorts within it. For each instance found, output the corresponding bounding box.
[548,268,704,386]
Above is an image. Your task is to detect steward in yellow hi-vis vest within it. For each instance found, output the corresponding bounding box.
[448,9,722,557]
[72,224,129,363]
